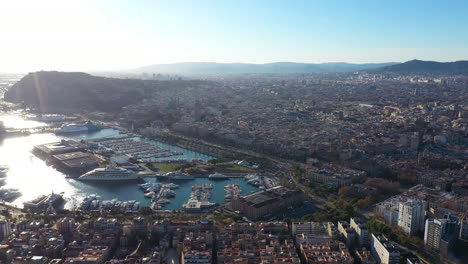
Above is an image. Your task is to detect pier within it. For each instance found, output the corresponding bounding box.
[93,137,183,162]
[182,184,215,212]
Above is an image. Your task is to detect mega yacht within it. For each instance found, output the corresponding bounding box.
[78,166,143,181]
[208,172,229,180]
[55,121,102,134]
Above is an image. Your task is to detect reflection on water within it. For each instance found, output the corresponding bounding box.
[0,114,257,209]
[0,114,48,129]
[0,132,79,206]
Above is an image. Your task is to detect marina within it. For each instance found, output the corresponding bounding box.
[182,184,215,212]
[0,113,259,210]
[78,194,141,212]
[91,137,184,162]
[159,170,195,180]
[224,184,242,204]
[244,174,262,187]
[138,182,179,210]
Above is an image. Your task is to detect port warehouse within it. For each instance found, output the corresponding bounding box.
[33,140,101,175]
[231,186,305,220]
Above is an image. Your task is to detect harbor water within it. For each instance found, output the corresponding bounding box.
[0,114,259,209]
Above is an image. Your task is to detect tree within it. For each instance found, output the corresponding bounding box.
[207,159,218,165]
[364,178,400,195]
[138,206,153,216]
[338,186,352,197]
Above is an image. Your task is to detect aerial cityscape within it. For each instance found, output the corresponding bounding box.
[0,1,467,264]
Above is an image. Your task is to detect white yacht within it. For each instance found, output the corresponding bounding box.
[78,166,143,181]
[208,172,229,180]
[161,170,194,180]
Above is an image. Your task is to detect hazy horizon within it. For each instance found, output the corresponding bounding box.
[1,0,468,72]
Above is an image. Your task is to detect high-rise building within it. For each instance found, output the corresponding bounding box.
[56,217,76,234]
[0,220,11,242]
[338,221,356,247]
[410,133,420,151]
[424,214,459,257]
[460,211,468,241]
[398,199,425,236]
[370,234,400,264]
[350,217,369,246]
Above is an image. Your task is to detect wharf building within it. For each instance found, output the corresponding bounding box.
[33,140,99,175]
[51,152,99,174]
[33,140,86,159]
[231,186,304,220]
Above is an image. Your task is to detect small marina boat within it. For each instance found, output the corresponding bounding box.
[144,191,155,198]
[166,183,179,189]
[164,190,176,198]
[158,199,171,204]
[160,170,194,180]
[208,172,229,180]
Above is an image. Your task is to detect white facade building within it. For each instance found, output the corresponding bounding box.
[350,217,369,245]
[397,199,425,236]
[370,234,400,264]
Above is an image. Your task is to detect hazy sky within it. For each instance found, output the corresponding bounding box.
[1,0,468,72]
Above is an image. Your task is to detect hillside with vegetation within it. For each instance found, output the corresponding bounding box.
[3,71,209,113]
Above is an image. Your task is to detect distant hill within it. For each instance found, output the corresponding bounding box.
[370,60,468,74]
[3,71,201,113]
[135,62,398,74]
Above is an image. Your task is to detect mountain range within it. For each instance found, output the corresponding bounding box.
[135,60,468,74]
[135,62,399,74]
[368,60,468,74]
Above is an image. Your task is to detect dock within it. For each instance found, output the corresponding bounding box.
[182,184,215,212]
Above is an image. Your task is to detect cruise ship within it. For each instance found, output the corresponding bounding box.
[55,121,102,134]
[160,170,194,180]
[208,172,229,180]
[77,166,143,181]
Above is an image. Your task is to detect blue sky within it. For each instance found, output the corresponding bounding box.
[1,0,467,72]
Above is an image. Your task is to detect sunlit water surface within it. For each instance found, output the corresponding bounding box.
[0,114,258,209]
